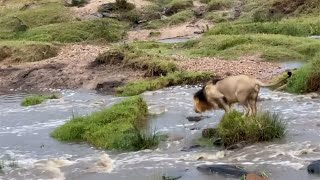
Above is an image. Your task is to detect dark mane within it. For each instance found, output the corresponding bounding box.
[194,86,209,103]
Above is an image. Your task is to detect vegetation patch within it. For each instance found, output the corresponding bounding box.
[286,53,320,94]
[178,34,320,61]
[0,41,59,62]
[207,0,234,11]
[15,19,127,43]
[206,18,320,37]
[0,2,71,39]
[116,71,214,96]
[21,94,59,106]
[51,96,161,151]
[95,45,177,76]
[200,110,286,148]
[205,11,231,23]
[144,10,194,29]
[165,0,193,15]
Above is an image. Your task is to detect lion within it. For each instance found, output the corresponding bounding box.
[193,71,292,117]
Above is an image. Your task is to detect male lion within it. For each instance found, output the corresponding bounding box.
[193,71,292,117]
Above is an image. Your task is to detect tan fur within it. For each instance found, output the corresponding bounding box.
[193,72,291,117]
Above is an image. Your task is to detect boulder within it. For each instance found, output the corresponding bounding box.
[307,160,320,174]
[181,144,201,152]
[197,164,248,177]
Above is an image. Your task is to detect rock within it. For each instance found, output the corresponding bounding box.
[212,138,223,146]
[202,128,217,138]
[181,144,201,152]
[307,160,320,174]
[98,3,116,13]
[193,6,206,17]
[186,116,209,122]
[245,173,268,180]
[64,0,87,7]
[226,142,246,150]
[95,80,124,95]
[101,13,118,18]
[197,164,248,177]
[162,169,188,180]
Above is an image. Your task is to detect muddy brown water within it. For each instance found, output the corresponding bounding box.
[1,79,320,180]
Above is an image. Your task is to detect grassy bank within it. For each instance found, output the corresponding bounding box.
[51,96,160,151]
[0,41,59,62]
[131,35,320,61]
[206,18,320,37]
[116,71,214,96]
[200,110,286,148]
[21,94,59,106]
[95,45,177,76]
[286,52,320,94]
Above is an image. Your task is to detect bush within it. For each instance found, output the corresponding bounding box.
[51,96,161,151]
[21,94,59,106]
[217,110,286,147]
[116,71,214,96]
[207,0,234,11]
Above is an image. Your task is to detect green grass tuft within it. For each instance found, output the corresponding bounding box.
[21,94,59,106]
[165,0,193,15]
[217,110,286,147]
[51,96,161,151]
[116,71,214,96]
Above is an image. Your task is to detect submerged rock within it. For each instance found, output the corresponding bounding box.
[307,160,320,174]
[181,144,201,152]
[186,116,209,122]
[197,164,248,177]
[162,169,188,180]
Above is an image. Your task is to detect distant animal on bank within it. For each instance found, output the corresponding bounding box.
[193,71,292,117]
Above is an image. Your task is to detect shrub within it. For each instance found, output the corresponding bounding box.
[217,110,286,147]
[116,71,214,96]
[21,94,59,106]
[51,96,161,151]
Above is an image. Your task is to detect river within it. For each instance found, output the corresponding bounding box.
[1,77,320,180]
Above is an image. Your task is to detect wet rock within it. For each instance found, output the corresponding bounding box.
[181,144,201,152]
[307,160,320,174]
[226,142,246,150]
[197,164,248,177]
[162,169,188,180]
[95,80,124,95]
[202,128,218,138]
[213,138,223,146]
[186,116,209,122]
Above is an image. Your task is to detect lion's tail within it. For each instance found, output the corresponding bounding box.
[256,71,292,87]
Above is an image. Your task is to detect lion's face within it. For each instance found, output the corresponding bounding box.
[193,97,216,113]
